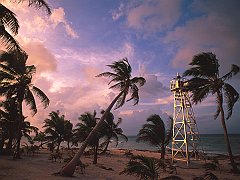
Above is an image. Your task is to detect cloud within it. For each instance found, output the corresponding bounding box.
[113,0,181,34]
[140,74,169,98]
[118,107,170,135]
[1,2,79,39]
[50,7,79,39]
[23,41,57,73]
[111,3,125,21]
[164,0,240,71]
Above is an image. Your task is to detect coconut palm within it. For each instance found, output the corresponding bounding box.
[0,50,50,158]
[21,118,39,143]
[0,1,51,52]
[137,115,173,159]
[43,110,72,151]
[99,115,128,154]
[33,131,47,148]
[0,98,19,154]
[73,111,106,164]
[183,52,239,173]
[120,155,160,180]
[60,58,146,176]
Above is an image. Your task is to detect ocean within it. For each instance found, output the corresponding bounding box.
[110,134,240,155]
[22,134,240,156]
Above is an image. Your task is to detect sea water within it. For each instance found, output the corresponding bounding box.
[110,134,240,155]
[22,134,240,155]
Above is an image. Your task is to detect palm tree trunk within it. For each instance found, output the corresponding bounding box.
[160,144,165,159]
[6,137,13,153]
[57,140,61,151]
[0,134,5,154]
[60,90,125,176]
[67,141,70,150]
[15,100,24,159]
[100,140,110,154]
[217,91,239,173]
[93,139,99,164]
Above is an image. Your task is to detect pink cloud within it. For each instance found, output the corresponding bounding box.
[23,41,57,73]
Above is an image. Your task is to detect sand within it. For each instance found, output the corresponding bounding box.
[0,149,240,180]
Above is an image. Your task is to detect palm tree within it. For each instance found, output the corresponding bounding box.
[21,118,39,143]
[120,155,160,180]
[33,131,47,148]
[43,110,72,151]
[0,1,51,52]
[73,111,105,164]
[137,115,173,159]
[99,115,128,154]
[60,58,146,176]
[183,52,239,173]
[0,50,50,158]
[0,98,19,154]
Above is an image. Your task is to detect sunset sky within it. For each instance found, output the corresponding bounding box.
[1,0,239,135]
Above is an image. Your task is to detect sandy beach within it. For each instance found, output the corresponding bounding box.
[0,149,240,180]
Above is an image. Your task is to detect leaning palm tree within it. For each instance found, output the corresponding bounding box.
[0,50,50,158]
[137,115,172,159]
[120,155,160,180]
[0,0,51,52]
[60,58,146,176]
[183,52,239,173]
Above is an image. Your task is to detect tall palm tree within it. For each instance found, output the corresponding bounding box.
[43,110,72,151]
[0,50,50,158]
[183,52,239,173]
[137,115,172,159]
[120,155,160,180]
[60,58,146,176]
[0,1,51,52]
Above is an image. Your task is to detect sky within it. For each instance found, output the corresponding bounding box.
[1,0,240,135]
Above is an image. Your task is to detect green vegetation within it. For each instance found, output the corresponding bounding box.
[60,58,146,176]
[137,114,172,159]
[120,155,160,180]
[183,52,239,173]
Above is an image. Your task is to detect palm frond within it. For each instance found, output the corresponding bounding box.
[18,0,51,14]
[0,25,23,52]
[131,76,146,86]
[114,91,127,109]
[214,95,222,120]
[189,52,219,78]
[191,84,211,104]
[120,155,159,180]
[32,86,50,108]
[224,83,239,119]
[0,4,19,35]
[24,87,37,115]
[164,116,173,145]
[221,64,239,81]
[127,84,139,105]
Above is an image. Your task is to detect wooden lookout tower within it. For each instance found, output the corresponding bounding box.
[170,73,203,166]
